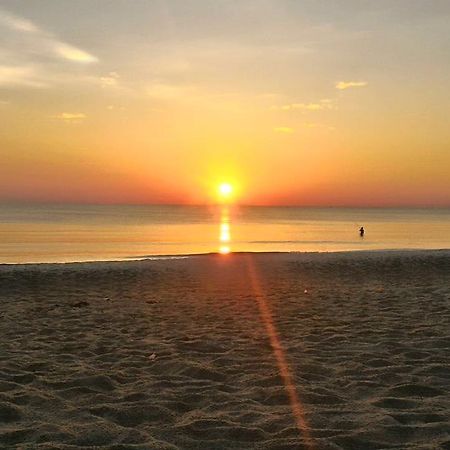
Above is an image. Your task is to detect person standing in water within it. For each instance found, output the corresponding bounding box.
[359,226,365,237]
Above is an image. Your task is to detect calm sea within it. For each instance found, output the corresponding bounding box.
[0,203,449,263]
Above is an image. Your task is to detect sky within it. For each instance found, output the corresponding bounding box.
[0,0,449,206]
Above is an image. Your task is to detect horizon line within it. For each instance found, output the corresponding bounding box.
[1,199,449,209]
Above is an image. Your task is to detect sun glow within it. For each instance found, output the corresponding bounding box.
[219,245,230,254]
[218,182,233,200]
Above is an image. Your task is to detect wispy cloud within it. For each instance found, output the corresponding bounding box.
[0,10,40,33]
[0,65,46,88]
[299,122,336,131]
[100,72,120,87]
[0,9,98,88]
[336,81,368,90]
[274,127,294,134]
[55,43,98,64]
[53,112,87,123]
[146,82,198,100]
[271,99,335,111]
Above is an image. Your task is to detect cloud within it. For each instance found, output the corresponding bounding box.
[0,9,97,64]
[146,82,197,100]
[274,127,294,134]
[300,122,336,131]
[0,10,40,33]
[0,9,98,88]
[53,112,87,123]
[0,65,46,87]
[54,43,98,64]
[301,122,323,128]
[271,99,335,111]
[107,104,126,111]
[336,81,368,90]
[100,72,120,87]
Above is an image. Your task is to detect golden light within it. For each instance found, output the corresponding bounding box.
[219,207,231,253]
[220,222,230,242]
[219,245,230,254]
[218,182,233,199]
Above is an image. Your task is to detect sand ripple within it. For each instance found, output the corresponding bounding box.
[0,250,449,449]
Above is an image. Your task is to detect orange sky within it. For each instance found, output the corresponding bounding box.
[1,1,449,206]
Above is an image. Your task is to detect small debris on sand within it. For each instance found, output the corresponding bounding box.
[70,301,89,308]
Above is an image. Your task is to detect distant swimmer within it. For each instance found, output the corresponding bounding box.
[359,226,365,237]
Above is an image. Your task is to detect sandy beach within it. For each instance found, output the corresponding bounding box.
[0,250,449,449]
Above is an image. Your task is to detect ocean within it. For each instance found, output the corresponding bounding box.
[1,203,449,263]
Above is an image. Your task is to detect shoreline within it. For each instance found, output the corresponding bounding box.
[1,247,450,268]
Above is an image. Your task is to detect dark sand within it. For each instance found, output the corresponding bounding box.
[0,251,449,449]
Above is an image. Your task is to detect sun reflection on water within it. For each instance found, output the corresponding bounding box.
[219,245,230,254]
[219,207,231,254]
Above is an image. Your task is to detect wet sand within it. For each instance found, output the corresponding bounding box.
[0,250,449,449]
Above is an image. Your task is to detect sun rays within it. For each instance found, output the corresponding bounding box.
[244,255,314,449]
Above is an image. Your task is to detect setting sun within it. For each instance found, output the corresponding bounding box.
[218,183,233,200]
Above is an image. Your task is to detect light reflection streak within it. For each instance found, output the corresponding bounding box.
[216,205,312,445]
[245,255,314,449]
[219,245,230,254]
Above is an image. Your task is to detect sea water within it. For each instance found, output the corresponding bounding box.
[0,203,449,263]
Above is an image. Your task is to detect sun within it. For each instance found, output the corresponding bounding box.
[218,182,233,199]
